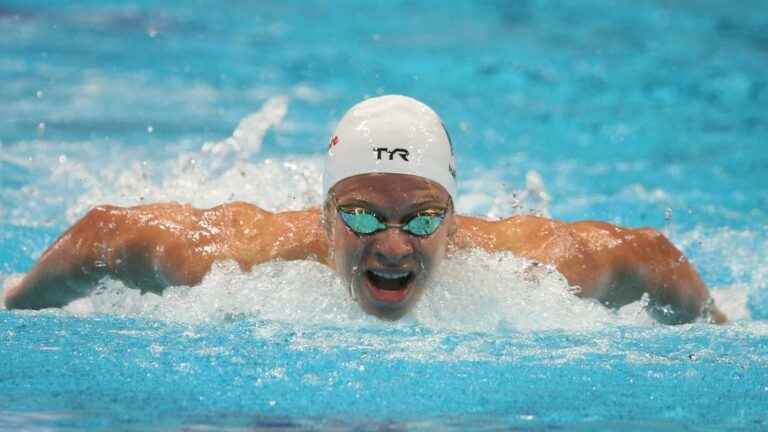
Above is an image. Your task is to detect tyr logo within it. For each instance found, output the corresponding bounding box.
[373,147,410,162]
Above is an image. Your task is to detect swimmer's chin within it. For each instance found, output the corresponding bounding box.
[358,299,412,321]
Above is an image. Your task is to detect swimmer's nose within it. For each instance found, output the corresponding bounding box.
[373,228,415,266]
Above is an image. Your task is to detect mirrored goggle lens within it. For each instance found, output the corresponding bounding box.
[403,214,444,236]
[339,209,384,234]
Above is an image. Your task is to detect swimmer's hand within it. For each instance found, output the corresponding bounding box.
[4,203,327,310]
[2,275,24,309]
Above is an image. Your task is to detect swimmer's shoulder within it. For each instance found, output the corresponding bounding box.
[208,201,274,224]
[210,203,325,268]
[483,214,648,238]
[85,201,205,222]
[455,213,564,236]
[453,214,555,251]
[209,201,322,220]
[497,216,651,248]
[80,201,279,237]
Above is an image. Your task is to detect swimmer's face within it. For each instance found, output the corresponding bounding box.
[324,173,456,320]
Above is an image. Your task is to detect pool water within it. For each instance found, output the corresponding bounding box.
[1,1,767,430]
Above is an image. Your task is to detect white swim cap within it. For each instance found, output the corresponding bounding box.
[323,95,457,201]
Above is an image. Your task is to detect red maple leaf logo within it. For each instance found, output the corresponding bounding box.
[328,135,339,149]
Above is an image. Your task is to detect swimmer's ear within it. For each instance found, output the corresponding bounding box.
[445,212,458,238]
[321,213,333,238]
[445,197,457,238]
[321,194,335,238]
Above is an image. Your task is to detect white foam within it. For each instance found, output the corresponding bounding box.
[63,250,656,332]
[672,225,768,321]
[53,249,768,365]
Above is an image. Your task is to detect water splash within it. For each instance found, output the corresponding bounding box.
[0,107,759,328]
[61,249,655,332]
[200,95,289,173]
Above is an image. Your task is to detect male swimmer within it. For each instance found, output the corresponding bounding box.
[4,95,726,323]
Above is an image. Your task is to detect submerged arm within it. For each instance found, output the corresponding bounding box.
[4,203,327,310]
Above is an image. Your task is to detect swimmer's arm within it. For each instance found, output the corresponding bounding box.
[559,221,725,323]
[4,203,327,310]
[5,204,217,309]
[556,221,726,324]
[452,216,725,324]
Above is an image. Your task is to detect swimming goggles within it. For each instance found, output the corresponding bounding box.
[337,206,446,237]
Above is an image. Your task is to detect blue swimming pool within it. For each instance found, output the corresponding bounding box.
[1,1,767,430]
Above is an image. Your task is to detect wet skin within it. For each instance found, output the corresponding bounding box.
[4,173,726,323]
[324,174,456,320]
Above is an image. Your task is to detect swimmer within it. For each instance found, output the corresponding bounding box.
[4,95,726,324]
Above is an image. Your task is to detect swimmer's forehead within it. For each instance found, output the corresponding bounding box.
[330,173,450,209]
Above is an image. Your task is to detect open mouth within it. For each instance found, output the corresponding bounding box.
[364,269,415,303]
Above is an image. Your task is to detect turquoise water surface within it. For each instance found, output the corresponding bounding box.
[1,1,767,430]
